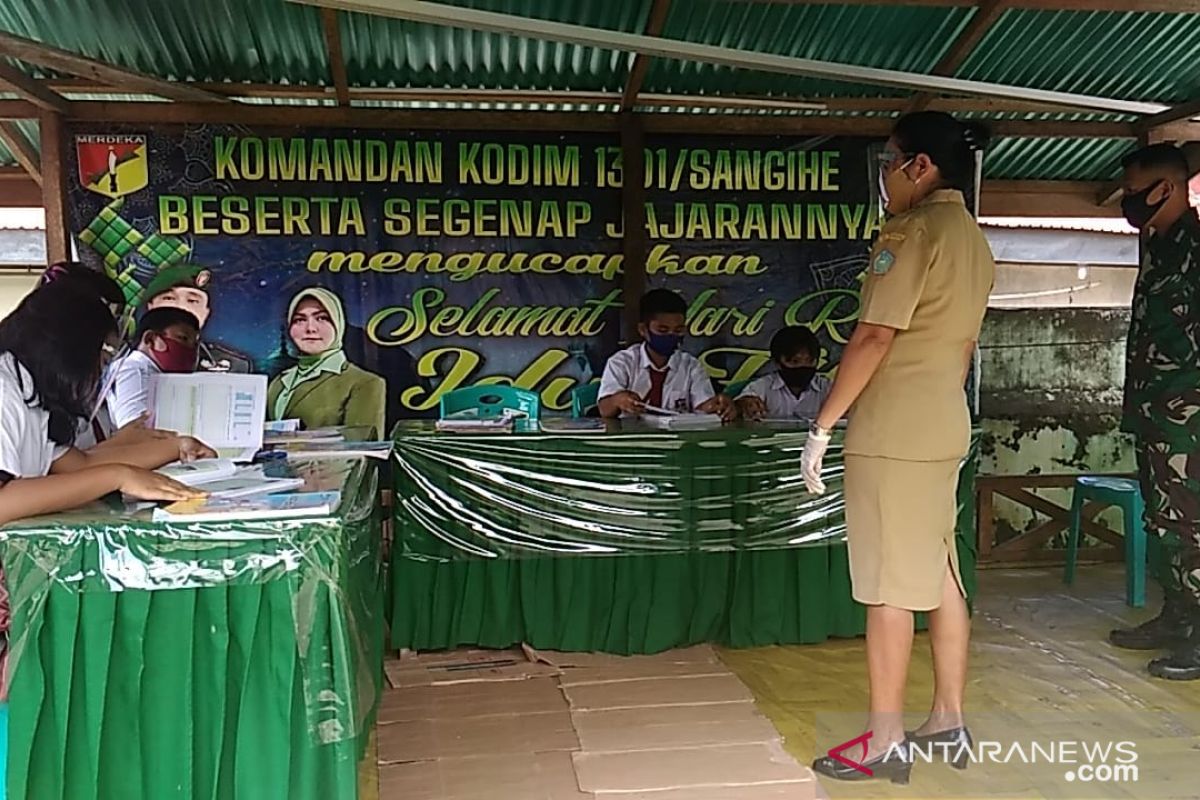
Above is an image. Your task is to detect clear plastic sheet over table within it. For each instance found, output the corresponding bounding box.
[0,456,381,746]
[392,420,872,561]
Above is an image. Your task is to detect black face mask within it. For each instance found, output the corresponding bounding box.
[779,365,817,392]
[1121,181,1167,230]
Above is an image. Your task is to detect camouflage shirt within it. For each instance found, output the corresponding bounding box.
[1122,210,1200,438]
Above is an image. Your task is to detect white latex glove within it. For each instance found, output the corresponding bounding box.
[801,429,831,495]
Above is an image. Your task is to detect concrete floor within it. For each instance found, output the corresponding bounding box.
[722,564,1200,799]
[367,564,1200,799]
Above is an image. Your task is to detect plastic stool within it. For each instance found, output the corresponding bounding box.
[1064,476,1146,608]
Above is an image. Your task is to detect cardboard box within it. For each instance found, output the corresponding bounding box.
[386,654,560,689]
[610,784,819,800]
[378,711,579,763]
[378,676,568,723]
[380,752,593,800]
[574,741,813,793]
[573,703,780,752]
[563,674,754,711]
[524,644,718,669]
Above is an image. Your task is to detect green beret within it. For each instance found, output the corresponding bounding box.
[143,265,212,304]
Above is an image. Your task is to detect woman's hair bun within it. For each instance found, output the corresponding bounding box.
[960,121,992,154]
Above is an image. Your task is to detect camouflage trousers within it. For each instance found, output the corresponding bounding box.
[1136,439,1200,607]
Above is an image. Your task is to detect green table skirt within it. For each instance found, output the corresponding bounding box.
[8,578,385,800]
[3,459,388,800]
[391,535,976,654]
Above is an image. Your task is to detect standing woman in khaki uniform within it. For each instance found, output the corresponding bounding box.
[805,112,995,784]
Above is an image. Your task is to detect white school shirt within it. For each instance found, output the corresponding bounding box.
[105,350,160,429]
[0,353,68,480]
[598,343,715,415]
[737,373,832,420]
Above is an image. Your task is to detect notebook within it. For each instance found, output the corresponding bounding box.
[152,491,342,523]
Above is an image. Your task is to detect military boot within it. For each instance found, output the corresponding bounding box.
[1148,610,1200,681]
[1109,594,1192,650]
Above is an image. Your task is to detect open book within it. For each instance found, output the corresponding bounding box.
[153,490,342,523]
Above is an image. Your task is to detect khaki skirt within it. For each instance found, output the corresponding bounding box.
[843,455,964,612]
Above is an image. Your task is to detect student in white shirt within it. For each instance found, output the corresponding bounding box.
[0,286,209,698]
[598,289,734,420]
[39,262,175,451]
[736,326,832,421]
[106,307,201,429]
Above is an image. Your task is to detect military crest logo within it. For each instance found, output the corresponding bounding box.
[76,134,148,199]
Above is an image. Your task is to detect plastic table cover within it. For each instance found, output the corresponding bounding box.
[0,457,385,800]
[389,423,980,654]
[393,421,882,559]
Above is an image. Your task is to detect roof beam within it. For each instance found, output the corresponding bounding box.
[0,99,38,119]
[1135,97,1200,139]
[908,0,1008,113]
[0,30,230,104]
[621,0,671,111]
[39,79,1120,115]
[0,60,69,114]
[320,8,351,106]
[0,166,40,206]
[63,100,1134,138]
[728,0,1200,12]
[0,121,40,186]
[296,0,1166,115]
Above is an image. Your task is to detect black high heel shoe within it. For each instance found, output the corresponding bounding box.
[812,744,913,785]
[906,726,974,770]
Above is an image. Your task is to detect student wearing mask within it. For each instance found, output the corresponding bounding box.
[597,289,734,421]
[803,112,994,784]
[268,287,387,436]
[1107,143,1200,682]
[105,307,201,429]
[36,265,171,450]
[735,326,831,421]
[0,286,210,696]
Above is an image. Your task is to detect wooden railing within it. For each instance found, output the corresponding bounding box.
[976,473,1135,565]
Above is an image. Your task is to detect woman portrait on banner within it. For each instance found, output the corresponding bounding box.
[804,112,995,785]
[267,287,387,437]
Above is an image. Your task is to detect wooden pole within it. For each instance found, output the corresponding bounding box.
[39,111,71,264]
[620,113,647,345]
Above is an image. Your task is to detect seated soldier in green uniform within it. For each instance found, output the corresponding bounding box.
[1109,143,1200,681]
[141,266,253,374]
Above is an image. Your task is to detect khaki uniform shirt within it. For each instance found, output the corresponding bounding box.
[843,190,994,462]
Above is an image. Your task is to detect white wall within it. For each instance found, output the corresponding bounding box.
[0,272,40,319]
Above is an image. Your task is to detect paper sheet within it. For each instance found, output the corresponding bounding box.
[151,373,267,451]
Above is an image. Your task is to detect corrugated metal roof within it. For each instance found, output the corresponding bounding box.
[959,9,1200,104]
[646,1,971,98]
[0,0,1196,182]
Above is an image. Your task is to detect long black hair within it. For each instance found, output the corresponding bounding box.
[39,261,125,313]
[891,112,992,193]
[0,283,117,445]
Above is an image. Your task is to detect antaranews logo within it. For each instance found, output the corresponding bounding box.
[826,731,1139,785]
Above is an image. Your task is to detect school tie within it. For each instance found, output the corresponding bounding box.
[644,367,669,408]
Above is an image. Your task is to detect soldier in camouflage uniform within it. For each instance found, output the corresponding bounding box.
[1108,144,1200,681]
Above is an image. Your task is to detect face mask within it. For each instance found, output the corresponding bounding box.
[1121,181,1167,230]
[881,158,915,214]
[779,365,817,392]
[646,332,682,359]
[149,336,198,373]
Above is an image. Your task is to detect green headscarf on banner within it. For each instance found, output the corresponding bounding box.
[272,287,348,420]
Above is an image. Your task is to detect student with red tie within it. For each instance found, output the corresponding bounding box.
[597,289,734,421]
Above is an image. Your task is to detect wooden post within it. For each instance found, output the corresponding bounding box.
[39,111,70,264]
[619,113,646,344]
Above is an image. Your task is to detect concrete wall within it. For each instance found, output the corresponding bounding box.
[0,272,39,319]
[979,307,1135,545]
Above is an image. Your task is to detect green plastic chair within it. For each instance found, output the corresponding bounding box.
[440,385,541,421]
[724,379,750,398]
[571,383,600,418]
[1064,476,1146,608]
